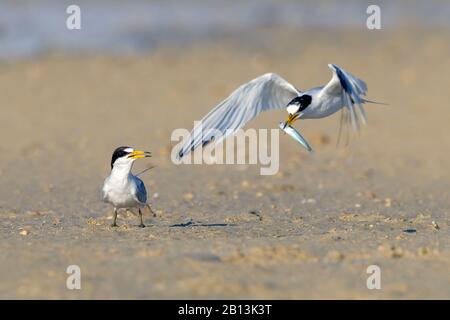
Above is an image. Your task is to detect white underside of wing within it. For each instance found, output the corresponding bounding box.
[178,73,300,159]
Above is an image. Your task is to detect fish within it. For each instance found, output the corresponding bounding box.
[279,122,314,153]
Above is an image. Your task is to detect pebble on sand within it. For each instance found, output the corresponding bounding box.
[390,246,404,258]
[384,198,392,207]
[325,250,345,262]
[431,221,440,230]
[183,193,194,201]
[301,198,316,204]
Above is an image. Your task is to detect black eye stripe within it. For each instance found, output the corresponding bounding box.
[288,95,312,112]
[111,146,132,168]
[300,95,312,111]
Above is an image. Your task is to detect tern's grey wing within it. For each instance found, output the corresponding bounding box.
[177,73,301,159]
[133,176,147,204]
[323,64,368,131]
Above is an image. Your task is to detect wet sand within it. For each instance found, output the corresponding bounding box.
[0,28,449,299]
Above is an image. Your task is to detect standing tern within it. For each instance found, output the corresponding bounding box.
[102,146,153,227]
[177,64,382,158]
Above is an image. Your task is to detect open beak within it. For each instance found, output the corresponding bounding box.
[283,113,302,129]
[128,150,152,159]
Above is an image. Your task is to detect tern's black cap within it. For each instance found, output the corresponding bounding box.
[111,146,132,168]
[288,95,312,111]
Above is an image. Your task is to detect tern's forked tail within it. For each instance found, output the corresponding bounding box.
[362,98,389,105]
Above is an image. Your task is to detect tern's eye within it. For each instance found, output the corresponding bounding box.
[111,147,133,168]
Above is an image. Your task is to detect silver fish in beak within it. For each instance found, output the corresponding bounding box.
[279,122,313,153]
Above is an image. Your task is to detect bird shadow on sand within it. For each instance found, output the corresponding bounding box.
[170,220,236,228]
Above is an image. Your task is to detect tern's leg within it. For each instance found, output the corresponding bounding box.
[147,204,156,218]
[112,208,118,227]
[138,208,145,228]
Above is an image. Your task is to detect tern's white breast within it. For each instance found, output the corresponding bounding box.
[102,175,141,209]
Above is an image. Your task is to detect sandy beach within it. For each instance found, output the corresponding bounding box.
[0,27,449,299]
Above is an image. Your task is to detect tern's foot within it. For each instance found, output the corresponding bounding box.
[139,223,146,228]
[111,223,118,227]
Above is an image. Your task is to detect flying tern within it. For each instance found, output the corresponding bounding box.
[177,64,381,159]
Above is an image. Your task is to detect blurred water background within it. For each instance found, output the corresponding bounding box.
[0,0,449,60]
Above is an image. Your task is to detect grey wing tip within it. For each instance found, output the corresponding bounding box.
[177,146,191,160]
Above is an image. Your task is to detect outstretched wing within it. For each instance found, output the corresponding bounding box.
[323,64,369,131]
[177,73,301,159]
[133,176,147,204]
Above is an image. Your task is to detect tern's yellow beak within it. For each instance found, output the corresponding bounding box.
[128,150,152,159]
[284,113,301,127]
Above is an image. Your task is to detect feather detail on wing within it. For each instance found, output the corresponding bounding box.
[133,176,147,204]
[177,73,301,159]
[324,64,369,131]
